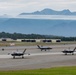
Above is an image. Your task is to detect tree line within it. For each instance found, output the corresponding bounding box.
[0,32,76,41]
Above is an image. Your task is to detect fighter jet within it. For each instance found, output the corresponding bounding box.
[11,49,26,58]
[62,47,76,55]
[37,45,52,51]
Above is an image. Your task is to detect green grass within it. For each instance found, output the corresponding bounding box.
[0,66,76,75]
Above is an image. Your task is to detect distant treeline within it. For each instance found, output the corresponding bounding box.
[0,32,76,41]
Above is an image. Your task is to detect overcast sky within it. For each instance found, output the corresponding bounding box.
[0,0,76,16]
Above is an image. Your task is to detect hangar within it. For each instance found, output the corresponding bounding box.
[0,38,14,41]
[17,39,61,43]
[0,38,61,43]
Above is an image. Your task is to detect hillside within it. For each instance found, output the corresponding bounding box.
[0,18,76,37]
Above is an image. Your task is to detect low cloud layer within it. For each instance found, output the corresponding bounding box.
[0,0,76,16]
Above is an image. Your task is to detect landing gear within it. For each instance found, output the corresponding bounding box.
[13,56,15,59]
[72,53,74,55]
[65,53,67,55]
[22,56,24,58]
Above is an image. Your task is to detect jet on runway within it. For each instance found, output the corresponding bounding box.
[37,45,52,51]
[62,47,76,55]
[11,49,26,58]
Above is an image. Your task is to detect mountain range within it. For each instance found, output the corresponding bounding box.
[0,8,76,37]
[19,8,76,15]
[0,18,76,37]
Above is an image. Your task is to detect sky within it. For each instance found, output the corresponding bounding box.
[0,0,76,16]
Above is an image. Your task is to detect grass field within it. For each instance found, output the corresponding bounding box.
[0,66,76,75]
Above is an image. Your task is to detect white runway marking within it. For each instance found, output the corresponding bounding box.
[0,52,76,58]
[0,55,12,58]
[29,52,63,56]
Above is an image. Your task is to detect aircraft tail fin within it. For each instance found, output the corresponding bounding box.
[73,47,76,52]
[23,49,26,54]
[37,45,41,49]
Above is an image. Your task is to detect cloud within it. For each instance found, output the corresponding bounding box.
[0,0,76,16]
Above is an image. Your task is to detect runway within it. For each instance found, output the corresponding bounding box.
[0,44,76,70]
[0,51,76,58]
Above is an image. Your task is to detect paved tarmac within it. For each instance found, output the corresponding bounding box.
[0,44,76,70]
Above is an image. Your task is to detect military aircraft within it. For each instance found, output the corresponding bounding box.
[11,49,27,59]
[62,47,76,55]
[37,45,52,51]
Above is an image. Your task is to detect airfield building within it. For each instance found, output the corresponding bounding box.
[16,39,61,43]
[0,38,61,43]
[0,38,14,41]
